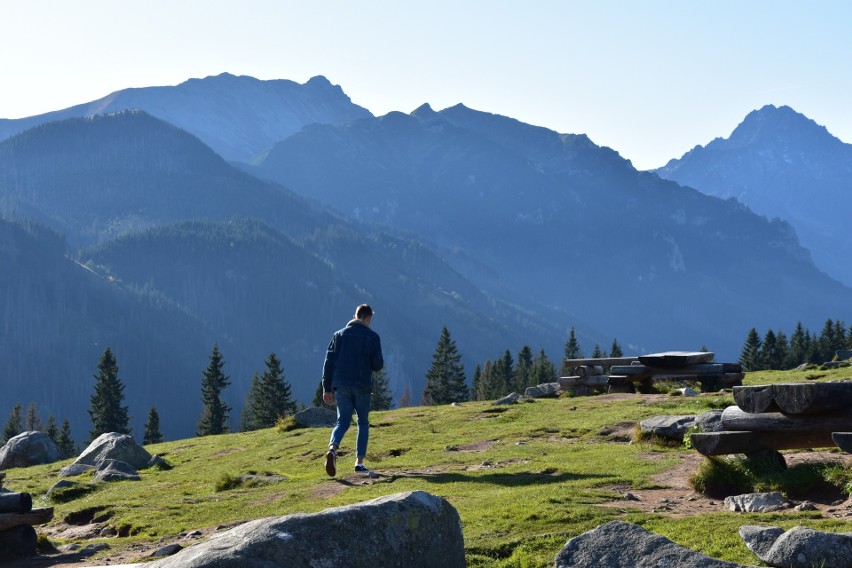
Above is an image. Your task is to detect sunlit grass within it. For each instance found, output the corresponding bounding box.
[4,369,852,566]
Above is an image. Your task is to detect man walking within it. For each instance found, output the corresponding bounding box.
[322,304,384,477]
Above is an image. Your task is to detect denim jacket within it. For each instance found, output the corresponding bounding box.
[322,319,383,392]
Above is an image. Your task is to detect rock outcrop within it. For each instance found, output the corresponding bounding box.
[0,431,59,469]
[146,491,464,568]
[555,520,750,568]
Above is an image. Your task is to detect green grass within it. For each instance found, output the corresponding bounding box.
[5,369,852,567]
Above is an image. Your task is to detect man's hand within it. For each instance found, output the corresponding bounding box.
[323,391,333,405]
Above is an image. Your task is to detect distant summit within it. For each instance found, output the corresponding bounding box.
[0,73,373,161]
[655,104,852,286]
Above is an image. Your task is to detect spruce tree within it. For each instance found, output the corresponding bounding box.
[514,346,534,392]
[739,328,763,371]
[422,327,468,405]
[3,403,23,443]
[761,329,782,370]
[197,343,231,436]
[787,322,809,368]
[241,353,296,431]
[562,327,583,375]
[143,406,164,445]
[45,414,59,445]
[371,369,394,411]
[472,365,484,401]
[609,338,624,358]
[88,347,131,441]
[488,350,514,398]
[25,402,43,431]
[398,384,413,407]
[58,419,76,459]
[531,349,557,384]
[591,344,605,358]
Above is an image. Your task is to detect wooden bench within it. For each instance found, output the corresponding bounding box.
[691,381,852,464]
[562,351,743,394]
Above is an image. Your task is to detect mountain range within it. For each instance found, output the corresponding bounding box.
[655,104,852,287]
[1,74,850,441]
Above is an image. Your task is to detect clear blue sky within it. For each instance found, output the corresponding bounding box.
[2,1,850,169]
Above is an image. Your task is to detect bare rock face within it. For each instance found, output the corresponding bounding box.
[555,521,751,568]
[0,431,59,469]
[148,491,465,568]
[292,406,336,428]
[59,432,152,477]
[639,415,696,441]
[724,492,790,513]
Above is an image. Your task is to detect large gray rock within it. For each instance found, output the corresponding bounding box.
[639,415,696,441]
[524,382,561,398]
[555,520,750,567]
[493,392,523,405]
[738,525,785,560]
[760,526,852,568]
[0,431,59,469]
[147,491,464,568]
[93,459,141,482]
[60,433,152,477]
[724,492,789,513]
[293,406,336,428]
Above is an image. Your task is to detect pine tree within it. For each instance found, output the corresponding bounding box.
[609,338,624,358]
[591,344,605,358]
[88,347,131,441]
[739,328,763,371]
[57,419,76,459]
[422,327,469,405]
[488,350,514,398]
[241,353,296,431]
[761,329,782,370]
[25,402,43,431]
[398,384,413,407]
[45,415,59,445]
[531,349,557,385]
[3,403,23,443]
[197,343,231,436]
[513,346,534,392]
[143,406,164,445]
[371,369,394,411]
[562,327,583,375]
[787,322,809,368]
[775,330,790,369]
[472,365,484,401]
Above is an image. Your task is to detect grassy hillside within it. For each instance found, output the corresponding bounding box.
[6,367,852,567]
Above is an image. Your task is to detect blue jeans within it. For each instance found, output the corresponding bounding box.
[329,386,371,459]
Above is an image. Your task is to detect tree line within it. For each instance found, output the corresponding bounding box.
[739,318,852,371]
[416,325,622,405]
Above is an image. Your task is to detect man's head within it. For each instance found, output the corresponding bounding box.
[355,304,373,324]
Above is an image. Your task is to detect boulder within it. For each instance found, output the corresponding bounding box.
[93,459,141,482]
[757,526,852,568]
[639,415,695,441]
[724,492,789,513]
[523,382,561,398]
[292,407,336,428]
[63,432,152,476]
[0,431,59,469]
[493,392,523,405]
[739,525,785,560]
[59,463,95,478]
[147,491,464,568]
[555,520,749,567]
[695,410,724,432]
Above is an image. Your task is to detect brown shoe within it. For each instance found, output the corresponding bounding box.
[325,448,337,477]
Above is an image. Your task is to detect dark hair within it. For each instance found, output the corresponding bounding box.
[355,304,373,319]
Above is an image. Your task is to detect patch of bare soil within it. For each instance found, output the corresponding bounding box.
[598,450,852,518]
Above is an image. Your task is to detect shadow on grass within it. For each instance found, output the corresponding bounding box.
[387,470,609,487]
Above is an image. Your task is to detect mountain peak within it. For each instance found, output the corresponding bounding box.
[728,104,835,148]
